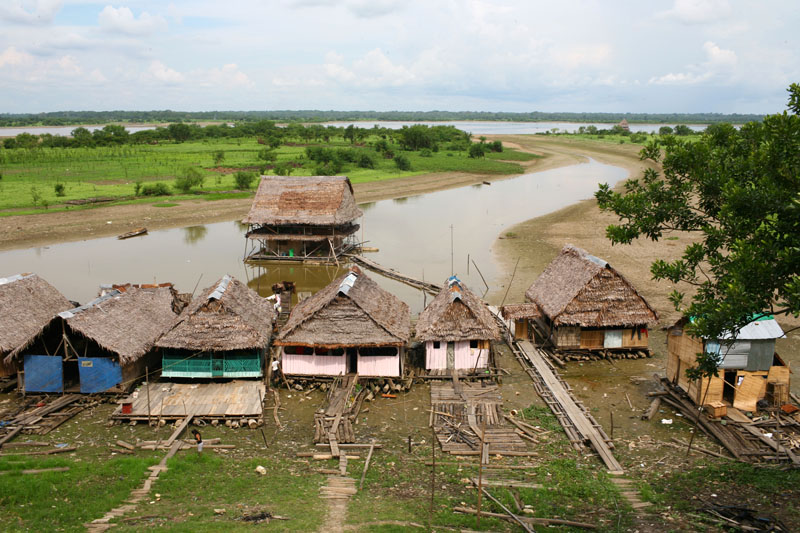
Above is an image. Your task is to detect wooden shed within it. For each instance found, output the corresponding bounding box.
[416,276,500,373]
[6,286,179,394]
[275,266,410,378]
[156,275,276,379]
[500,303,541,341]
[0,274,73,379]
[666,316,790,411]
[525,244,658,353]
[243,175,362,262]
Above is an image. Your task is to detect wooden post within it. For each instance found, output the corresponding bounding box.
[408,435,412,454]
[429,425,435,527]
[146,367,152,427]
[610,411,614,440]
[476,413,487,528]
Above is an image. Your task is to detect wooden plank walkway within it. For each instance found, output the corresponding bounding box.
[346,255,442,294]
[111,381,265,420]
[314,374,366,445]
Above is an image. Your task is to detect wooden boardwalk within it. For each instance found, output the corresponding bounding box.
[346,255,442,294]
[112,380,265,421]
[431,380,528,457]
[314,374,367,453]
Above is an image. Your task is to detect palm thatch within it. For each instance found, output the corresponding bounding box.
[242,176,363,226]
[7,286,178,366]
[500,303,541,320]
[156,275,275,351]
[276,266,410,348]
[525,244,658,327]
[0,273,72,358]
[416,277,500,342]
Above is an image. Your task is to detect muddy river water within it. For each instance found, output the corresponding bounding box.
[0,158,627,312]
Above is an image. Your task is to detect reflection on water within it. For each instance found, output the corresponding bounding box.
[0,158,627,314]
[392,197,408,204]
[182,225,208,245]
[359,201,376,211]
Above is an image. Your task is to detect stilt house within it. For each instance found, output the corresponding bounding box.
[416,276,500,373]
[500,303,541,341]
[243,176,362,262]
[524,245,658,352]
[156,275,276,379]
[275,266,410,378]
[667,316,790,412]
[6,286,179,394]
[0,274,72,378]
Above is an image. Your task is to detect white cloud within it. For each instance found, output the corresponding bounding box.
[0,0,62,25]
[98,6,167,36]
[648,41,737,85]
[0,46,32,68]
[287,0,404,18]
[703,41,737,68]
[325,49,415,88]
[146,60,184,84]
[198,63,254,88]
[657,0,732,24]
[554,44,612,69]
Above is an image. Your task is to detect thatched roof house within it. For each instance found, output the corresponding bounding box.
[8,286,179,393]
[156,276,275,379]
[0,273,72,376]
[276,266,410,377]
[243,175,362,226]
[499,303,541,342]
[416,276,500,372]
[243,176,363,262]
[525,245,658,351]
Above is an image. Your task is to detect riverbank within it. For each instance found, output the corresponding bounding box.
[0,136,588,252]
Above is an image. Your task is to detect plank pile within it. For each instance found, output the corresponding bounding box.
[0,395,87,448]
[314,374,366,446]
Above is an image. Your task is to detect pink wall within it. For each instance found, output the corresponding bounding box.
[281,351,346,376]
[425,341,447,370]
[425,341,489,370]
[357,352,400,377]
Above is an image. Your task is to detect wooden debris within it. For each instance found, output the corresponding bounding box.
[642,398,661,421]
[359,444,375,490]
[454,507,597,530]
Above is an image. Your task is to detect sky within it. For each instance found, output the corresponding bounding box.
[0,0,798,114]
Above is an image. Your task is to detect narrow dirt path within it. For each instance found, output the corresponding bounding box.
[318,475,356,533]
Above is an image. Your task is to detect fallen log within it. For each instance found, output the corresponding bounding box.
[454,507,597,530]
[642,398,662,421]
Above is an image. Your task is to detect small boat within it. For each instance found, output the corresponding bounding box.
[117,227,148,240]
[482,180,491,185]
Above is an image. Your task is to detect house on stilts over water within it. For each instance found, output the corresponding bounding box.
[275,266,410,378]
[156,275,276,379]
[6,285,181,394]
[666,315,791,413]
[415,276,500,375]
[522,244,658,356]
[243,175,362,262]
[0,274,73,380]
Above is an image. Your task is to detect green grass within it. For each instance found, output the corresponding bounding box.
[486,150,541,162]
[0,454,158,532]
[152,202,178,208]
[0,136,531,214]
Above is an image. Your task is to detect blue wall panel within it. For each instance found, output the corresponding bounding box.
[23,355,63,393]
[78,357,122,393]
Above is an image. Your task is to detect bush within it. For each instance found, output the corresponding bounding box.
[140,182,171,196]
[315,159,343,176]
[356,153,375,168]
[234,171,256,190]
[419,148,432,158]
[258,148,277,163]
[468,143,486,158]
[134,180,142,196]
[274,162,295,176]
[394,154,412,171]
[490,140,503,152]
[54,183,65,197]
[174,167,205,193]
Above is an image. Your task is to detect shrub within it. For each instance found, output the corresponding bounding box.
[258,148,277,163]
[356,153,375,168]
[394,154,411,171]
[54,183,65,197]
[234,171,256,190]
[134,180,142,196]
[419,148,433,158]
[491,140,503,152]
[213,150,225,166]
[174,167,205,193]
[315,159,343,176]
[141,182,171,196]
[274,162,295,176]
[468,143,486,158]
[30,186,41,205]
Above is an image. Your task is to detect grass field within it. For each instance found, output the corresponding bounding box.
[0,136,539,215]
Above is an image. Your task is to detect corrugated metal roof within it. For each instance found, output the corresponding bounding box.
[338,271,358,295]
[59,290,122,319]
[209,275,232,300]
[718,318,785,340]
[0,273,31,286]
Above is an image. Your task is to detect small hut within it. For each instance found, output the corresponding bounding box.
[525,244,658,353]
[500,303,541,341]
[243,175,362,262]
[156,275,276,379]
[6,286,179,394]
[275,266,410,378]
[0,274,72,378]
[618,119,630,132]
[666,316,790,412]
[415,276,500,373]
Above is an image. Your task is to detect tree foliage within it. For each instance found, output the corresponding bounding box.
[596,85,800,376]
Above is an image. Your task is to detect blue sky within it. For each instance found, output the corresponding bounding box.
[0,0,798,113]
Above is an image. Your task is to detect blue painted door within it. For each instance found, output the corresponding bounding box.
[23,355,63,393]
[78,357,122,393]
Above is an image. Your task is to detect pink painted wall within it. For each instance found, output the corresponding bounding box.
[281,351,345,376]
[425,341,447,370]
[357,351,400,377]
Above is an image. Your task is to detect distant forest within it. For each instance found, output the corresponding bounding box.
[0,109,764,127]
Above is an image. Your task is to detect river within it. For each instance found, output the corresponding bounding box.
[0,158,626,313]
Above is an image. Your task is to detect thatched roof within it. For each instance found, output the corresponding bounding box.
[276,266,410,348]
[500,303,541,320]
[525,244,658,328]
[0,274,72,357]
[416,277,500,342]
[156,275,275,351]
[243,176,363,226]
[7,286,178,365]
